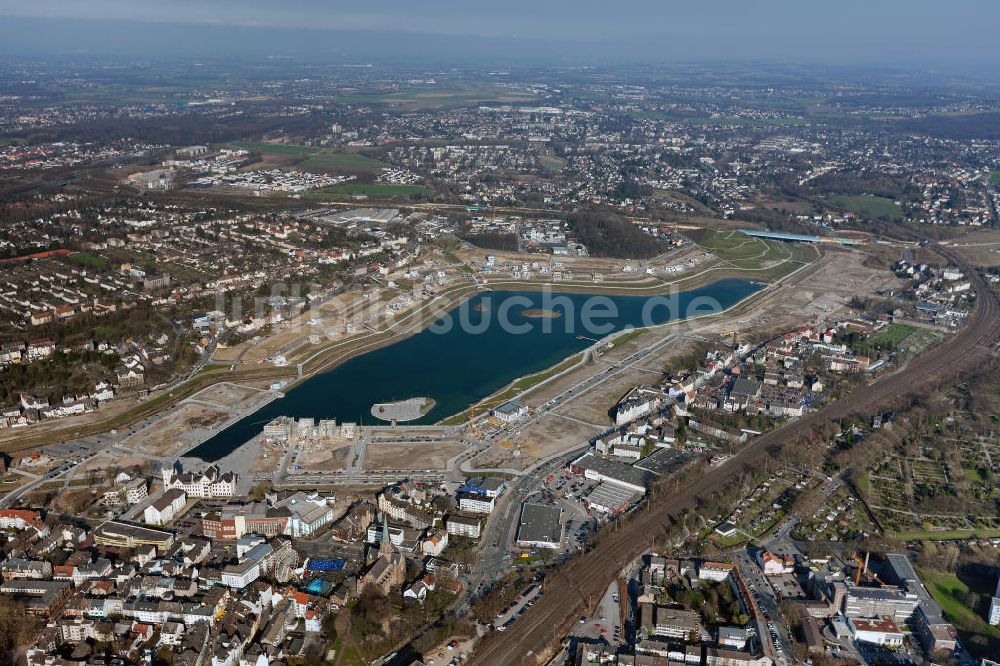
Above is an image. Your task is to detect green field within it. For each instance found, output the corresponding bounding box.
[299,153,387,172]
[689,228,810,271]
[917,568,1000,656]
[539,155,566,173]
[511,353,582,392]
[234,141,321,156]
[70,252,111,270]
[964,467,987,484]
[893,527,1000,541]
[990,171,1000,186]
[829,195,903,220]
[866,323,917,349]
[302,183,432,200]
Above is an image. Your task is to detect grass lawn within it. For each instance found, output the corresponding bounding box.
[892,527,1000,541]
[689,228,795,269]
[829,194,903,220]
[714,532,749,548]
[917,567,1000,657]
[302,183,432,200]
[539,155,566,173]
[511,353,582,391]
[963,467,987,484]
[610,328,648,348]
[70,252,111,270]
[299,153,387,172]
[866,323,917,349]
[990,171,1000,186]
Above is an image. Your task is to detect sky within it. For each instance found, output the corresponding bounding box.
[0,0,997,68]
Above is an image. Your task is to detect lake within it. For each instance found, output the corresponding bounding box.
[188,278,761,461]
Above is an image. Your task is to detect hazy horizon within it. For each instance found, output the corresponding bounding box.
[0,1,998,72]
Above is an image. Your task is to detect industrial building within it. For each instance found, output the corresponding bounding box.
[515,502,563,549]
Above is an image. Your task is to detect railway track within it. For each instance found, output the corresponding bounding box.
[470,239,1000,665]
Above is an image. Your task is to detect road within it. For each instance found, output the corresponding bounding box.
[733,550,793,666]
[461,444,591,614]
[469,237,1000,665]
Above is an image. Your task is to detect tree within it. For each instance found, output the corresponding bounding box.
[0,599,37,666]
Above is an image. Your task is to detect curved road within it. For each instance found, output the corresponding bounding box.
[470,239,1000,665]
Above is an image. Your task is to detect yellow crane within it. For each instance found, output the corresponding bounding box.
[854,551,871,586]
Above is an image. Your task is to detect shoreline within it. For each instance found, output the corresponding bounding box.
[1,252,815,455]
[188,275,771,461]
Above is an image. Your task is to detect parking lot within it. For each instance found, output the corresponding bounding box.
[569,579,623,645]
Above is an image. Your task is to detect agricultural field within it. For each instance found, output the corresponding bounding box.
[332,83,536,110]
[828,194,903,220]
[298,153,387,172]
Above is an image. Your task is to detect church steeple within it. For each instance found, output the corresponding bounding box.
[378,514,394,558]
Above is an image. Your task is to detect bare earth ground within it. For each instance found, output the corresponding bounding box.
[251,439,284,473]
[74,452,147,477]
[364,441,466,471]
[193,382,266,409]
[453,241,696,277]
[298,440,354,470]
[0,473,34,498]
[122,403,231,458]
[471,248,904,471]
[943,228,1000,267]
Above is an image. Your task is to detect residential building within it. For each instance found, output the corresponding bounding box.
[161,463,237,499]
[445,513,482,539]
[144,488,187,526]
[457,491,495,514]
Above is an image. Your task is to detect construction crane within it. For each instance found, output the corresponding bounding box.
[854,551,871,586]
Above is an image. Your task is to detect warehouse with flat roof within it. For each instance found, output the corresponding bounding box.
[569,452,650,492]
[586,482,642,514]
[516,502,563,549]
